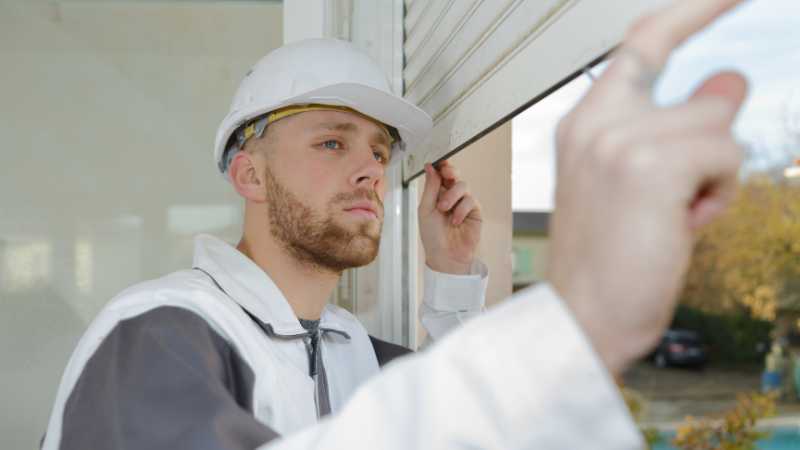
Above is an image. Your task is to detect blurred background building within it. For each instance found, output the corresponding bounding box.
[511,212,549,292]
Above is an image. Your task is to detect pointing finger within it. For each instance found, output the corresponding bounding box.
[582,0,745,116]
[625,0,744,70]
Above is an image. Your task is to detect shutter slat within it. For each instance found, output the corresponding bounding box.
[404,0,434,41]
[403,0,490,92]
[406,0,564,119]
[403,0,456,66]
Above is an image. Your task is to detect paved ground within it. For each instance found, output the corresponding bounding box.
[620,362,800,426]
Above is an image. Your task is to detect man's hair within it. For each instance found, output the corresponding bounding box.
[241,121,280,157]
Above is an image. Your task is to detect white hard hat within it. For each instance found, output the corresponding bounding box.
[214,38,433,181]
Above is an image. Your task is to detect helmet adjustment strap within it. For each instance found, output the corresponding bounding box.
[219,104,395,176]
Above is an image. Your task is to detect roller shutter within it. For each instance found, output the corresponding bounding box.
[401,0,674,182]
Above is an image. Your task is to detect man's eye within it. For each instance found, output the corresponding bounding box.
[373,152,385,163]
[323,141,339,149]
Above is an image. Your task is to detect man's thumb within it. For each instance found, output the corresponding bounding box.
[690,71,748,124]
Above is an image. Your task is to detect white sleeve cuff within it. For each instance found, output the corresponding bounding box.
[422,258,489,313]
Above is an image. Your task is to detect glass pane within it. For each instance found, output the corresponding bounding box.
[0,2,283,447]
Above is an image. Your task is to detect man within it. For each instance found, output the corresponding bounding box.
[42,29,489,450]
[43,0,749,448]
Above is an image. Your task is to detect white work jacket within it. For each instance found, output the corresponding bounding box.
[41,234,489,449]
[262,284,645,450]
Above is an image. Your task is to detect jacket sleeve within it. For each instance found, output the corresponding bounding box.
[260,283,645,450]
[53,306,279,450]
[417,257,489,350]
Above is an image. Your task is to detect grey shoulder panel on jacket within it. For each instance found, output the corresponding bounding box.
[369,335,413,367]
[58,306,279,450]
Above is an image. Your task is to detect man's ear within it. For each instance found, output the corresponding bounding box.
[230,151,268,202]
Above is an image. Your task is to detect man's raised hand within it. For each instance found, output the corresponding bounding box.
[548,0,748,375]
[419,161,483,275]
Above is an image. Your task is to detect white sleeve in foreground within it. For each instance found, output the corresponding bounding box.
[260,283,645,450]
[418,257,489,348]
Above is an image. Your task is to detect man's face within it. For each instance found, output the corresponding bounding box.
[260,110,391,273]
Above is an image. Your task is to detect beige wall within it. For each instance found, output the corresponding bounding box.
[416,122,514,345]
[0,3,283,447]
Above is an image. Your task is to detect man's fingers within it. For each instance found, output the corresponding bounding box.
[420,163,443,215]
[671,133,743,226]
[561,95,741,172]
[689,192,734,231]
[439,163,461,189]
[438,180,470,212]
[690,71,748,112]
[618,92,745,145]
[686,153,741,232]
[450,195,480,227]
[626,0,744,70]
[578,0,744,119]
[676,73,747,229]
[547,0,746,375]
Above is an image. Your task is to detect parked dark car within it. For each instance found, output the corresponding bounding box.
[651,329,708,368]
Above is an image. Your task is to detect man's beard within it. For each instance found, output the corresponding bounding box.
[266,168,383,274]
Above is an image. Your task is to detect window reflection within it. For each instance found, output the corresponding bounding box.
[74,240,92,295]
[168,204,241,236]
[1,237,53,293]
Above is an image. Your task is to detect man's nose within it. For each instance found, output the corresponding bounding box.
[350,145,384,189]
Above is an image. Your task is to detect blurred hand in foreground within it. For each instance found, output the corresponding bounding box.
[548,0,748,376]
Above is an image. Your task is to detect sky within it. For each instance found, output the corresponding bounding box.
[511,0,800,212]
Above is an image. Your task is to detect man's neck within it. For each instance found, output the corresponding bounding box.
[236,234,340,321]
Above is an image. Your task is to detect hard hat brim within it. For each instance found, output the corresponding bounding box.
[214,81,432,174]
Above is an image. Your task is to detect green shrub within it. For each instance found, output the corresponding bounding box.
[671,305,772,369]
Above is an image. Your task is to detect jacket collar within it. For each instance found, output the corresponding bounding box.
[192,234,347,336]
